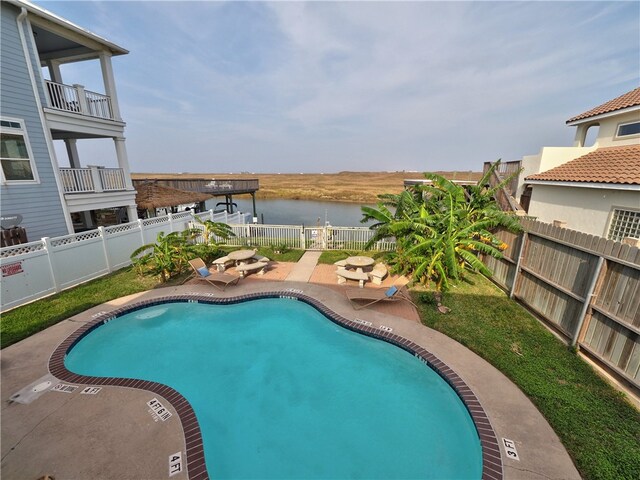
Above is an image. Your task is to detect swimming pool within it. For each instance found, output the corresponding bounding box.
[55,294,496,479]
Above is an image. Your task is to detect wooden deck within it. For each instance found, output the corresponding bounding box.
[132,178,259,196]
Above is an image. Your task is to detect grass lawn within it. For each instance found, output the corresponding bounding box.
[412,273,640,480]
[0,267,180,349]
[318,250,386,264]
[255,247,305,263]
[219,246,305,263]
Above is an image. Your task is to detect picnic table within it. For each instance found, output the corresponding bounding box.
[345,256,375,273]
[228,249,256,265]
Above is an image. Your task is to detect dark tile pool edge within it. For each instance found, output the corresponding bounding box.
[49,292,503,480]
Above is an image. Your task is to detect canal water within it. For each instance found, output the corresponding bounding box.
[205,198,376,227]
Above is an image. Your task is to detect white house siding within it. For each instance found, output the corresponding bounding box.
[527,184,640,237]
[1,3,69,240]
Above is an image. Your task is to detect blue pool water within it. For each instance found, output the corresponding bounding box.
[65,299,482,479]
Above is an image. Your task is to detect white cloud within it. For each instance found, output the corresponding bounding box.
[42,0,639,173]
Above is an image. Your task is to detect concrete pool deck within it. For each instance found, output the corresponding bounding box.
[1,281,580,480]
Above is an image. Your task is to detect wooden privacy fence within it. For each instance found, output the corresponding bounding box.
[484,218,640,389]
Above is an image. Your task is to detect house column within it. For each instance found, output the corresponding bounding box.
[45,59,63,83]
[99,52,122,121]
[113,137,133,189]
[573,124,588,147]
[126,205,139,222]
[65,138,82,168]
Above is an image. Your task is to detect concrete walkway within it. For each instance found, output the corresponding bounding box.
[284,250,322,282]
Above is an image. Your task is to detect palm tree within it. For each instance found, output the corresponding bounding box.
[188,214,235,263]
[191,214,234,245]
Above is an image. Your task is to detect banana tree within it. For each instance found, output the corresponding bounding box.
[363,161,522,293]
[130,231,193,282]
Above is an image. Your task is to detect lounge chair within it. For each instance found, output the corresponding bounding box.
[188,258,240,291]
[345,284,417,310]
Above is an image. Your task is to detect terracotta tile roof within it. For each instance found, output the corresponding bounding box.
[566,88,640,123]
[525,145,640,185]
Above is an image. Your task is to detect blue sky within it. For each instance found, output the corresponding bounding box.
[42,0,639,174]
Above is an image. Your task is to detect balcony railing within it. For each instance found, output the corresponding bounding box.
[45,80,115,120]
[59,167,127,193]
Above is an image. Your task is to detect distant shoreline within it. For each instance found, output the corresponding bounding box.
[132,171,482,204]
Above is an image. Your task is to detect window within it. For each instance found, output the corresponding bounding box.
[0,119,37,182]
[616,121,640,137]
[607,208,640,242]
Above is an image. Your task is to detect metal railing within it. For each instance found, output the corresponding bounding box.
[45,80,115,120]
[59,167,127,193]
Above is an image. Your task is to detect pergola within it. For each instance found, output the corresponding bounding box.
[134,181,212,215]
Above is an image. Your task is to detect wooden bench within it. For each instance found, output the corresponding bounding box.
[235,261,268,278]
[368,264,388,285]
[336,267,369,288]
[212,255,235,272]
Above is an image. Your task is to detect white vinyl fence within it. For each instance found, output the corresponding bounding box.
[0,210,248,311]
[189,224,396,251]
[1,216,392,311]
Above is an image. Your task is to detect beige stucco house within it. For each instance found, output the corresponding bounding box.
[518,88,640,242]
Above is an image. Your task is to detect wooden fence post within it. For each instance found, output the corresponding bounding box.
[571,256,605,346]
[510,232,527,298]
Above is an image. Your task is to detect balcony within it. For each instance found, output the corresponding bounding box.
[59,167,127,193]
[45,80,115,121]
